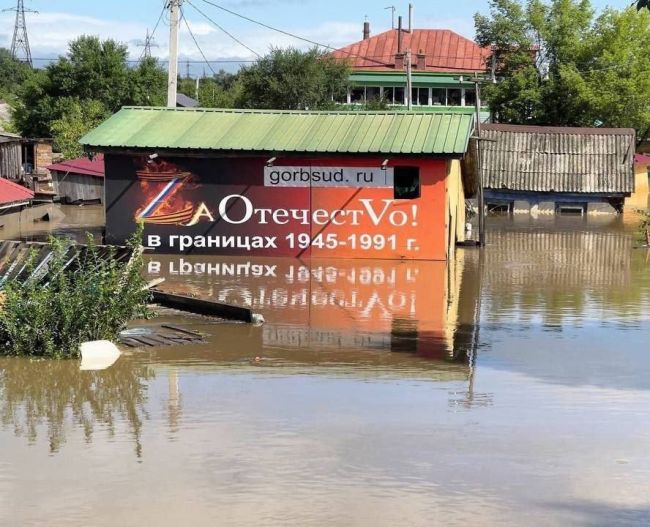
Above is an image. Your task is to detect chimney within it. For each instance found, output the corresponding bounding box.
[416,51,426,70]
[409,3,413,33]
[397,16,403,54]
[395,53,405,70]
[363,21,370,40]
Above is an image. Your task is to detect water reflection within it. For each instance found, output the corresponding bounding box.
[0,216,649,526]
[0,204,105,244]
[0,357,154,456]
[145,255,481,364]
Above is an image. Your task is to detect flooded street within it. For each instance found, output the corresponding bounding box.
[1,211,650,526]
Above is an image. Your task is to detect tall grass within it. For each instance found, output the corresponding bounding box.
[0,229,150,358]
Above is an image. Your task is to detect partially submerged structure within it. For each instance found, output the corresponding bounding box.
[81,107,475,260]
[470,124,635,215]
[47,154,105,204]
[0,132,22,180]
[0,177,33,214]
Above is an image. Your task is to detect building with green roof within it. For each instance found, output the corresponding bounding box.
[81,107,475,261]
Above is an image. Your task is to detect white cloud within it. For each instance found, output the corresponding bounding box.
[0,9,362,65]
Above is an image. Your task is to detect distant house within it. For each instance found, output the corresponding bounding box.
[469,124,635,215]
[47,154,105,204]
[0,177,33,214]
[332,24,490,111]
[176,93,199,108]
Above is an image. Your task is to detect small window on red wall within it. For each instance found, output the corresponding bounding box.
[394,166,420,199]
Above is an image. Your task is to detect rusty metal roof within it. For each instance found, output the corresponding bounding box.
[476,124,635,194]
[332,29,490,73]
[81,107,474,155]
[47,154,104,178]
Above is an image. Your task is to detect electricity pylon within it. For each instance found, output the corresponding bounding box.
[3,0,37,66]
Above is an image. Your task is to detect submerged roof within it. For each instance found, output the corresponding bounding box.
[332,29,490,73]
[81,107,474,155]
[476,124,635,194]
[47,154,105,178]
[0,178,34,206]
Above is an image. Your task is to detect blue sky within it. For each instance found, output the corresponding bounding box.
[0,0,632,71]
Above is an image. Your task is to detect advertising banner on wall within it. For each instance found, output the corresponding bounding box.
[105,155,447,260]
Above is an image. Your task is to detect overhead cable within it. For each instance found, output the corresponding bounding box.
[186,0,261,58]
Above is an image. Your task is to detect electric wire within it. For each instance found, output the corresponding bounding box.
[186,0,261,58]
[196,0,392,67]
[139,0,167,60]
[180,6,218,75]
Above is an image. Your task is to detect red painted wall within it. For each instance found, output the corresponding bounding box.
[105,154,449,260]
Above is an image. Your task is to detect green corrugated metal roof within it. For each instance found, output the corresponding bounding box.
[80,107,474,155]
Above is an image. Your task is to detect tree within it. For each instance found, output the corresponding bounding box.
[12,36,167,155]
[50,99,108,159]
[129,57,167,106]
[476,1,650,137]
[638,0,649,11]
[475,0,546,123]
[0,48,31,102]
[236,47,350,110]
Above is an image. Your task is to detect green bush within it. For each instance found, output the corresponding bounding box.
[638,209,650,245]
[0,229,150,358]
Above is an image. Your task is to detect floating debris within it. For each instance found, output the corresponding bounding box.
[118,324,205,348]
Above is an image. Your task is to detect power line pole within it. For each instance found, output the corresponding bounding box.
[143,28,156,59]
[167,0,182,108]
[474,75,486,247]
[4,0,37,66]
[138,28,159,60]
[406,49,413,111]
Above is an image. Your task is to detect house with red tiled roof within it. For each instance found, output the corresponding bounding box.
[332,23,490,110]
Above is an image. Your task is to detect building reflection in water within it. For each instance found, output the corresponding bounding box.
[145,253,483,365]
[0,358,154,456]
[476,225,647,326]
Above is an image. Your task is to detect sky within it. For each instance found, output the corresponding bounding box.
[0,0,633,73]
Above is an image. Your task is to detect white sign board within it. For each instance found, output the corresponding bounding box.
[264,166,394,188]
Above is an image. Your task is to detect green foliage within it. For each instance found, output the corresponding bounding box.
[50,99,108,159]
[638,208,650,244]
[0,228,150,359]
[0,48,31,102]
[475,1,650,136]
[236,47,350,110]
[12,36,167,153]
[129,57,167,107]
[363,95,389,111]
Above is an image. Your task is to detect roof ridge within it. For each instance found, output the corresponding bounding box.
[120,106,470,117]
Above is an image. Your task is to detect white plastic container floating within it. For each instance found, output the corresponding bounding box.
[80,340,121,371]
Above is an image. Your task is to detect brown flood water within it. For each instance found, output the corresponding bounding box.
[1,208,650,526]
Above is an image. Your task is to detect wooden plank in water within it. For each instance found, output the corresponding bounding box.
[160,324,204,338]
[153,291,252,322]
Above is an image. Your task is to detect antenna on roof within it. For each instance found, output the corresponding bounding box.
[384,5,395,29]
